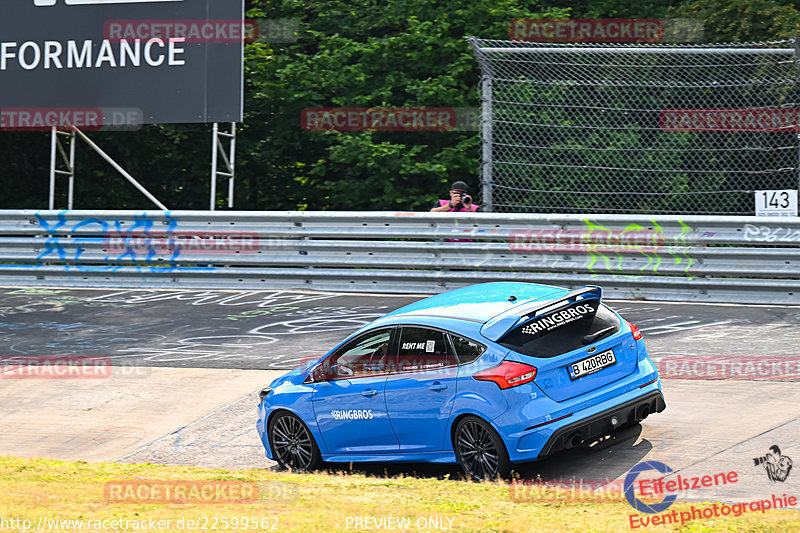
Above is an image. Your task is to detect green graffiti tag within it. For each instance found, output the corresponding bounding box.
[582,218,694,278]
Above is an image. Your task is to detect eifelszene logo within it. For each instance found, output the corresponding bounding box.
[754,445,793,482]
[624,460,677,514]
[625,460,740,515]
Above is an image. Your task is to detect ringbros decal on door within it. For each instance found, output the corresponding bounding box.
[521,303,596,335]
[330,409,374,420]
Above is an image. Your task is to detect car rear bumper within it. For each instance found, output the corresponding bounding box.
[536,389,665,459]
[499,382,665,463]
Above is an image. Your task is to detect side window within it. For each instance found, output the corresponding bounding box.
[395,327,457,373]
[323,328,392,380]
[450,335,486,365]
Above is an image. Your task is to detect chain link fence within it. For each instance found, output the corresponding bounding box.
[468,37,800,214]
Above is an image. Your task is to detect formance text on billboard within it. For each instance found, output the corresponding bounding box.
[0,38,186,71]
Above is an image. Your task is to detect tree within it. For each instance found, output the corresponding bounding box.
[671,0,800,42]
[241,0,568,211]
[4,0,800,211]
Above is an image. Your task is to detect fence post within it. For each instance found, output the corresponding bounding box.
[481,76,493,213]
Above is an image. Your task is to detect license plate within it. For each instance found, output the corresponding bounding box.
[568,349,616,380]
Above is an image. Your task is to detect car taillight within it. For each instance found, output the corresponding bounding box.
[473,361,537,389]
[628,321,643,341]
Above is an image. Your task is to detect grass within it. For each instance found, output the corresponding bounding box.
[2,456,799,532]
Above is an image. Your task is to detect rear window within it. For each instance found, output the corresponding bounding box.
[498,300,620,358]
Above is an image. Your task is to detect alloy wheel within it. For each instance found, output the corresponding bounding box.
[271,414,316,471]
[456,420,501,480]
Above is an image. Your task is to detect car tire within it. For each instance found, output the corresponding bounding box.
[453,415,512,481]
[268,411,322,472]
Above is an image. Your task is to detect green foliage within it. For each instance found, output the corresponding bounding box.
[0,0,568,210]
[2,0,800,211]
[671,0,800,42]
[545,0,680,19]
[241,0,567,211]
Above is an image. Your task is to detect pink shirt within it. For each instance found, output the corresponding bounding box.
[438,199,479,212]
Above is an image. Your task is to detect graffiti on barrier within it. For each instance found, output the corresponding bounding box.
[743,224,800,243]
[508,219,695,277]
[29,210,214,273]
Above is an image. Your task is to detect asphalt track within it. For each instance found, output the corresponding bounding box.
[1,286,798,368]
[1,286,800,506]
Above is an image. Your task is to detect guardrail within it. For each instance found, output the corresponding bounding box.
[0,210,798,304]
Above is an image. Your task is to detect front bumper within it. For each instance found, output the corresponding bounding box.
[256,401,274,460]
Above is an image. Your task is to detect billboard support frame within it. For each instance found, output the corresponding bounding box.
[47,123,238,212]
[210,122,237,211]
[48,127,169,211]
[48,127,76,210]
[12,0,244,212]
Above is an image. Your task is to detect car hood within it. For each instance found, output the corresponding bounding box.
[268,359,319,388]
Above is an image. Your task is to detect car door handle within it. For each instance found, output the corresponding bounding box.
[429,381,447,391]
[361,388,379,397]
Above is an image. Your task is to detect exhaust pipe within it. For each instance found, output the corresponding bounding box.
[637,403,651,421]
[567,433,584,449]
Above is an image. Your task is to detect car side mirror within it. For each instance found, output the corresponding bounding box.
[311,363,330,382]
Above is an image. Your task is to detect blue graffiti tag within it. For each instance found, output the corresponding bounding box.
[30,211,215,274]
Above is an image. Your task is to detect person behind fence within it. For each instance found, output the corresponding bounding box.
[430,181,479,212]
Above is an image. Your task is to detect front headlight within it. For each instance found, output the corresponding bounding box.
[258,387,273,403]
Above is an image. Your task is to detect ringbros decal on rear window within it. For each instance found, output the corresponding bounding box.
[330,409,374,420]
[521,303,596,335]
[499,300,619,358]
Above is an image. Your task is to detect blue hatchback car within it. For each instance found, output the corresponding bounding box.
[257,282,665,480]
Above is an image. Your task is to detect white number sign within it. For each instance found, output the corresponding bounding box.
[755,190,798,217]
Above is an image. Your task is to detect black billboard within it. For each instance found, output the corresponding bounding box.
[0,0,244,126]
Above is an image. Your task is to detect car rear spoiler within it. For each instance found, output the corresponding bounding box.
[480,286,602,342]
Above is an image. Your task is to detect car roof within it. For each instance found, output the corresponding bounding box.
[369,282,571,333]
